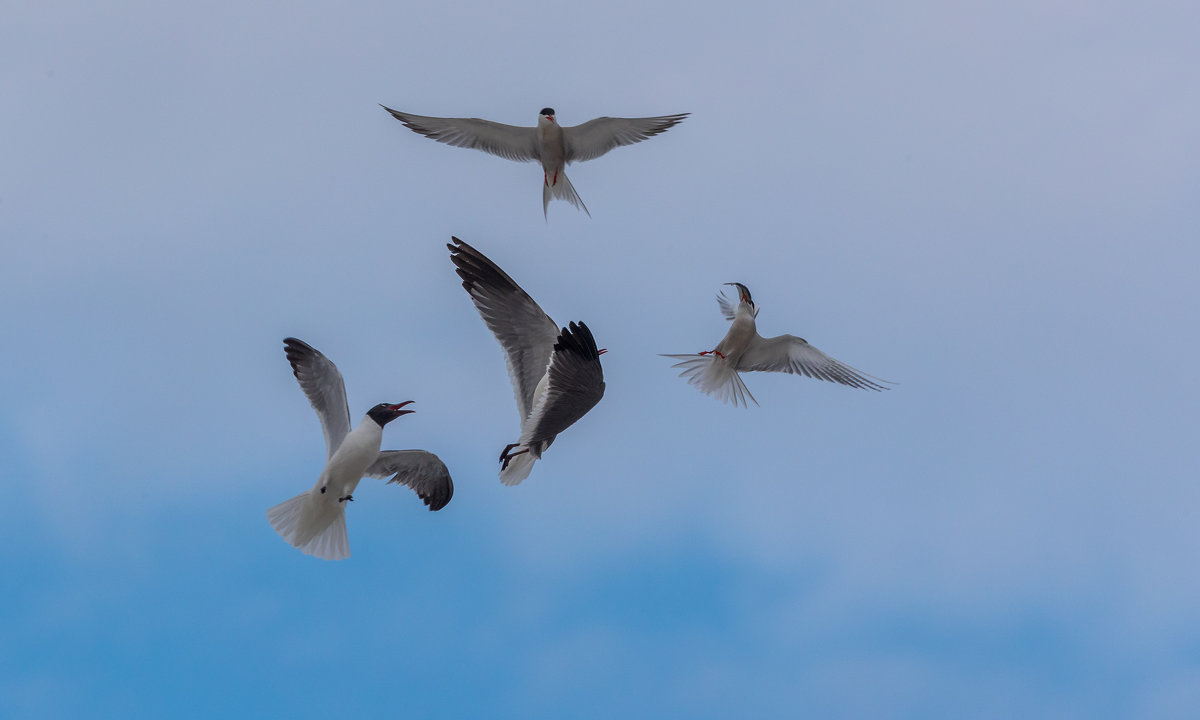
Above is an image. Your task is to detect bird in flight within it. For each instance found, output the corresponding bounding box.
[662,283,892,407]
[448,237,606,484]
[382,106,688,217]
[267,337,454,560]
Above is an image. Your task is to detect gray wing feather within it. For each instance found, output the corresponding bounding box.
[448,237,560,420]
[562,113,689,164]
[736,334,892,391]
[283,338,352,460]
[382,106,540,162]
[717,291,738,321]
[365,450,454,511]
[524,322,606,446]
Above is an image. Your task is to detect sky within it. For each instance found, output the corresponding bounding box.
[3,0,1200,717]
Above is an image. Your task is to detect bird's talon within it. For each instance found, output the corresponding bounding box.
[499,446,529,470]
[338,494,354,503]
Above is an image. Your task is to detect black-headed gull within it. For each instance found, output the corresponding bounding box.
[662,283,892,407]
[382,106,688,217]
[267,338,453,560]
[448,237,606,484]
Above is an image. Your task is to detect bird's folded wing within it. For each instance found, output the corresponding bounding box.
[523,321,606,446]
[381,106,540,162]
[737,334,892,391]
[448,237,561,420]
[365,450,454,511]
[283,338,352,460]
[563,113,689,164]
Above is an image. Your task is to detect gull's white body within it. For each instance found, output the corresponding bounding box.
[267,417,382,561]
[663,286,891,407]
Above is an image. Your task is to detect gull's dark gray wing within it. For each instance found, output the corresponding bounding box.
[382,106,540,163]
[448,237,560,420]
[736,334,892,391]
[283,338,352,460]
[523,321,606,446]
[365,450,454,512]
[562,113,689,164]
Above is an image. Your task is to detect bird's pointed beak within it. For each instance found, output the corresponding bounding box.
[390,401,415,416]
[598,348,608,355]
[724,282,749,303]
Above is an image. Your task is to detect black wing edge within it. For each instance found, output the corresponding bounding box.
[379,105,439,138]
[554,321,602,361]
[282,337,323,380]
[379,452,455,512]
[410,472,454,512]
[643,112,690,136]
[447,236,527,298]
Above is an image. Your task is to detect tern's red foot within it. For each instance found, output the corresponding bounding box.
[699,350,726,359]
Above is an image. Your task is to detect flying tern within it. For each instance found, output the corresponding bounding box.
[662,283,892,407]
[267,337,454,560]
[382,106,688,217]
[448,237,606,484]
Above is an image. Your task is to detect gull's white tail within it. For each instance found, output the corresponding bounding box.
[543,171,590,218]
[661,353,758,408]
[267,491,350,561]
[500,450,537,486]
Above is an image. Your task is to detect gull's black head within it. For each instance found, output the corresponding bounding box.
[367,401,415,427]
[540,107,556,119]
[724,282,754,307]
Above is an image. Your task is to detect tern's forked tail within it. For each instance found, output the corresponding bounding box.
[661,353,759,408]
[267,491,350,561]
[543,170,590,218]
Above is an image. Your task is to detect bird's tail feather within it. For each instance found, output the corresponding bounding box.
[543,170,590,218]
[500,450,537,486]
[661,353,758,408]
[267,491,350,561]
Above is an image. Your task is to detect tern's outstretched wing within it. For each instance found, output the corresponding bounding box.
[382,106,540,162]
[448,237,561,420]
[365,450,454,512]
[283,338,352,459]
[737,334,892,391]
[562,113,689,164]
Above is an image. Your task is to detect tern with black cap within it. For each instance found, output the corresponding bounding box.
[382,105,688,217]
[662,283,893,407]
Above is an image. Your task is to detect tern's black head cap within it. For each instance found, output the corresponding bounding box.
[540,107,556,116]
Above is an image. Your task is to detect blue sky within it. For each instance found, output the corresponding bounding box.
[4,0,1200,717]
